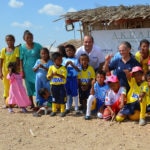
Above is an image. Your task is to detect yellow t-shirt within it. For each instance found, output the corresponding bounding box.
[47,65,67,85]
[127,78,149,104]
[78,65,95,85]
[135,51,149,74]
[0,47,19,75]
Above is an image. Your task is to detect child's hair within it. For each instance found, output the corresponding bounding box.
[57,45,67,57]
[51,52,62,61]
[140,39,149,47]
[65,44,76,52]
[5,34,15,42]
[41,47,50,59]
[38,88,49,98]
[96,70,106,77]
[23,30,33,40]
[80,53,89,61]
[8,62,17,73]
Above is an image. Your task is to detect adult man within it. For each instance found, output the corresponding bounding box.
[103,41,141,92]
[75,35,105,71]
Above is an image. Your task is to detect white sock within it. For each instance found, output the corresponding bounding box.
[86,95,95,116]
[73,96,78,111]
[66,96,70,110]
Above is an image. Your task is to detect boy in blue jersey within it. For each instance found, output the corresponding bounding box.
[85,70,109,120]
[33,88,52,117]
[47,52,67,117]
[62,44,80,114]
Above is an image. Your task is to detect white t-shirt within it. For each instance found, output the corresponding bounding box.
[105,87,126,106]
[75,45,105,70]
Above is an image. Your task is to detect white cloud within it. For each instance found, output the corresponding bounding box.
[11,21,32,28]
[8,0,24,8]
[38,4,65,16]
[67,8,77,12]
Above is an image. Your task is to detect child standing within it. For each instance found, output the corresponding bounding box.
[103,75,126,120]
[0,34,19,107]
[47,52,67,117]
[33,47,53,105]
[7,62,31,113]
[135,39,149,74]
[85,70,109,120]
[62,44,80,114]
[33,88,52,117]
[78,54,95,113]
[116,66,149,126]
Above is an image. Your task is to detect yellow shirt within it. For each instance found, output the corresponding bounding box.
[127,78,149,104]
[135,51,149,74]
[47,65,67,85]
[0,47,19,75]
[78,65,95,85]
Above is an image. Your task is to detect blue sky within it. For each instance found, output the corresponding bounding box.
[0,0,150,49]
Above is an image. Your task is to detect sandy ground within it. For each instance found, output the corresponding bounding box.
[0,80,150,150]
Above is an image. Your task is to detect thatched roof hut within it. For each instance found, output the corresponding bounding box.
[55,5,150,35]
[55,5,150,56]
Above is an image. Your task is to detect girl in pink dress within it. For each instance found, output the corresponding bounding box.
[7,62,31,113]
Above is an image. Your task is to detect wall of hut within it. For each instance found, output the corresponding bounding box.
[82,19,150,35]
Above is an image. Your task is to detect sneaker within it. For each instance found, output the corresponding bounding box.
[65,109,70,114]
[50,112,56,116]
[85,116,91,120]
[139,118,146,126]
[33,112,41,117]
[60,112,66,117]
[75,110,81,115]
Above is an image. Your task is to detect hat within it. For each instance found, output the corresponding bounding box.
[131,66,143,74]
[106,75,119,83]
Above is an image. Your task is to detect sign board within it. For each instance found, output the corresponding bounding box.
[91,28,150,56]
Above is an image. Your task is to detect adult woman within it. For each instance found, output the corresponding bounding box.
[20,30,42,108]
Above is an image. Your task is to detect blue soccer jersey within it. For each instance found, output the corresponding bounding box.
[94,82,109,103]
[62,57,80,77]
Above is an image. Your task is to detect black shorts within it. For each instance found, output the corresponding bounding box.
[51,84,67,104]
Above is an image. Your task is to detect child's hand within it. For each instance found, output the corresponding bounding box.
[66,61,73,66]
[52,72,57,76]
[119,102,124,109]
[110,111,115,117]
[138,92,145,102]
[123,69,130,75]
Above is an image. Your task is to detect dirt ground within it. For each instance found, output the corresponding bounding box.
[0,80,150,150]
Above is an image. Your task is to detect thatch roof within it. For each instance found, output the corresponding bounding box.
[60,39,82,49]
[55,5,150,24]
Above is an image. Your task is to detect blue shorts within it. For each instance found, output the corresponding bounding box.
[96,99,104,111]
[119,101,140,115]
[51,85,67,104]
[65,76,78,97]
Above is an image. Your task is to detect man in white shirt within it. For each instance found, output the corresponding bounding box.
[75,35,105,71]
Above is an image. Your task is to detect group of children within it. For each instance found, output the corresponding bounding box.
[0,34,150,126]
